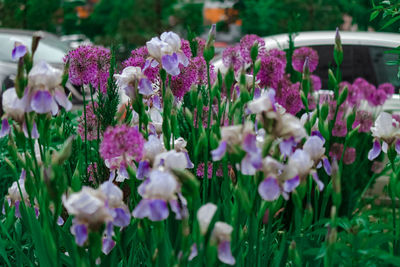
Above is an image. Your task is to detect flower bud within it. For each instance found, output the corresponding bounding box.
[338,86,348,106]
[205,24,216,49]
[31,31,43,57]
[52,136,75,165]
[250,42,259,62]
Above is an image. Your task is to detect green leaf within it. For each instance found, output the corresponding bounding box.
[381,15,400,30]
[370,10,380,21]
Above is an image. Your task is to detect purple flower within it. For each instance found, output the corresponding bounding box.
[12,44,27,61]
[257,54,285,89]
[378,83,395,97]
[132,170,186,221]
[239,34,265,64]
[276,81,303,115]
[368,140,381,161]
[123,46,159,83]
[311,75,322,91]
[0,119,10,138]
[77,102,100,141]
[258,176,300,201]
[352,110,373,133]
[146,31,189,76]
[343,147,356,165]
[332,119,347,137]
[65,45,111,93]
[27,61,72,115]
[292,47,319,73]
[100,125,145,170]
[222,45,244,73]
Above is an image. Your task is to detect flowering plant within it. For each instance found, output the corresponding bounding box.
[1,26,400,266]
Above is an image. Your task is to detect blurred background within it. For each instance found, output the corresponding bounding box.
[0,0,396,59]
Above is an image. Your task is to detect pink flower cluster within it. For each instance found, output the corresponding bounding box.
[100,125,145,169]
[196,162,223,178]
[257,50,286,89]
[329,143,356,165]
[222,45,244,73]
[77,102,100,141]
[122,46,159,83]
[275,76,303,115]
[352,110,373,133]
[292,47,319,73]
[342,78,395,107]
[65,45,111,93]
[239,34,266,64]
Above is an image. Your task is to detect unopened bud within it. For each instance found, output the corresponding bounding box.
[52,136,74,165]
[31,31,43,57]
[250,42,259,62]
[303,57,310,75]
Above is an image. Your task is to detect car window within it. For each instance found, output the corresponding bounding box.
[309,45,400,89]
[0,33,68,64]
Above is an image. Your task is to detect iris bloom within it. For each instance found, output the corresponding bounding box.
[114,66,154,99]
[368,112,400,160]
[195,203,235,265]
[145,31,189,76]
[63,180,130,251]
[132,170,187,221]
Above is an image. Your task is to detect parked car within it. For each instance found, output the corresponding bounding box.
[213,31,400,111]
[0,29,84,115]
[60,34,92,49]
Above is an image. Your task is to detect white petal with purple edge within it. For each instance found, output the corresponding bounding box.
[177,51,189,67]
[138,78,154,96]
[72,224,88,246]
[311,171,324,191]
[102,237,115,255]
[0,119,10,138]
[368,140,381,161]
[12,45,27,61]
[241,154,256,175]
[54,88,72,111]
[218,241,236,265]
[258,177,281,201]
[323,157,331,175]
[211,141,227,161]
[283,176,300,193]
[161,53,180,76]
[396,140,400,155]
[31,90,53,114]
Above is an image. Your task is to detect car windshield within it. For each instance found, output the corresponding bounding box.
[0,32,69,64]
[311,44,400,89]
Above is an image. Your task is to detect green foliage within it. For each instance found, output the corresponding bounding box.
[0,0,61,32]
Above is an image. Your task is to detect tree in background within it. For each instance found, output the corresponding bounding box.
[236,0,398,37]
[0,0,61,32]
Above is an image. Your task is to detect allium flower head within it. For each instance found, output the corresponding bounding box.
[311,75,322,91]
[378,83,395,97]
[332,119,347,137]
[276,82,303,115]
[292,47,319,73]
[222,45,244,73]
[239,34,265,64]
[257,53,285,89]
[123,46,159,83]
[65,45,111,93]
[78,102,100,141]
[353,110,373,133]
[100,125,145,170]
[343,147,356,165]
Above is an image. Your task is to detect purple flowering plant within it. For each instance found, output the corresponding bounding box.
[1,24,400,267]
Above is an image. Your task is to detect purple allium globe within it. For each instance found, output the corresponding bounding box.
[292,47,319,73]
[100,125,145,170]
[64,45,111,93]
[222,45,244,73]
[239,34,265,64]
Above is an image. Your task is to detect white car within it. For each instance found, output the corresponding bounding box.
[213,31,400,111]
